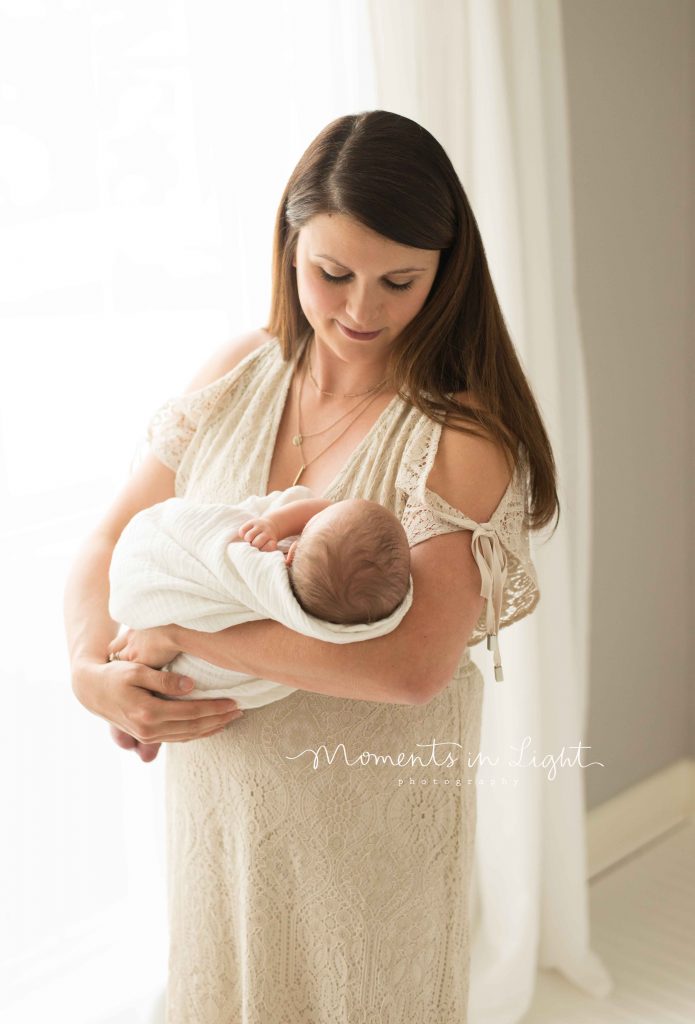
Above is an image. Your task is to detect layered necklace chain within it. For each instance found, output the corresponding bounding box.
[291,337,391,487]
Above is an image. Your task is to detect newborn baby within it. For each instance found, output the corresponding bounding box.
[108,485,413,758]
[240,492,411,625]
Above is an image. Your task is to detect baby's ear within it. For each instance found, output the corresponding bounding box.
[285,540,299,566]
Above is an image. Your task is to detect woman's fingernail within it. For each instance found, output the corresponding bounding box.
[179,678,194,691]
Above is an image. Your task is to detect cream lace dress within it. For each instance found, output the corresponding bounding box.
[144,334,540,1024]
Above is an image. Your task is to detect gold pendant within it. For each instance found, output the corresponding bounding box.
[291,434,303,446]
[292,464,305,486]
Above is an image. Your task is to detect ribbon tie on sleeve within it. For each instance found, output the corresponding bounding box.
[470,523,508,682]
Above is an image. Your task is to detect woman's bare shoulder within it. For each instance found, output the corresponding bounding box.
[426,389,513,524]
[183,327,273,393]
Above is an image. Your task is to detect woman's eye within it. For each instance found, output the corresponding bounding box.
[318,268,414,292]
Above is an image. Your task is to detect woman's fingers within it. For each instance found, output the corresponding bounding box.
[125,684,243,742]
[126,666,242,720]
[135,742,162,762]
[109,724,138,750]
[101,661,245,744]
[143,692,241,720]
[107,629,131,658]
[133,707,244,743]
[123,663,198,699]
[125,709,243,743]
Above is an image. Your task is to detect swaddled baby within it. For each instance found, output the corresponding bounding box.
[108,485,413,758]
[241,491,411,625]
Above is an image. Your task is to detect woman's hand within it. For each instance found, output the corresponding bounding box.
[71,658,244,748]
[109,723,162,763]
[107,624,180,669]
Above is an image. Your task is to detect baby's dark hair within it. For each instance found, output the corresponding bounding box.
[288,500,410,624]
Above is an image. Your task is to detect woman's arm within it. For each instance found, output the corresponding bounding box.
[160,420,513,705]
[100,380,513,712]
[168,525,486,705]
[64,329,270,742]
[64,454,244,741]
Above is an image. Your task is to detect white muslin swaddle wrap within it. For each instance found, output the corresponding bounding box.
[108,485,414,709]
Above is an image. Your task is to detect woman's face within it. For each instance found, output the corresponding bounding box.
[292,212,440,359]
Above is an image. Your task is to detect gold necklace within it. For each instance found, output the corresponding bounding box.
[291,336,386,444]
[291,388,379,445]
[291,351,386,487]
[307,345,389,398]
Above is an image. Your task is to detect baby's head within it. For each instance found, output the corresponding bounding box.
[286,499,411,625]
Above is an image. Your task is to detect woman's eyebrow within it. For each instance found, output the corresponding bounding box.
[314,253,426,274]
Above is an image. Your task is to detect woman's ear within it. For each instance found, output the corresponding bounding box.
[285,540,299,566]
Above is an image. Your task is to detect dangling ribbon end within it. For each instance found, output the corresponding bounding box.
[487,632,504,682]
[472,527,506,684]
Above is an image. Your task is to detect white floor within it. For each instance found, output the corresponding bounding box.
[520,818,695,1023]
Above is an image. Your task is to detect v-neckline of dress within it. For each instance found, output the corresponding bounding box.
[260,340,403,501]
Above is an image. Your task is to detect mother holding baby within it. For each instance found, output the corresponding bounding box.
[64,110,557,1023]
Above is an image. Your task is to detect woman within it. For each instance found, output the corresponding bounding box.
[64,110,557,1022]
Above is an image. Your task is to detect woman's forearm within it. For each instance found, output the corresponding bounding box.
[173,618,424,705]
[170,538,480,706]
[63,530,120,674]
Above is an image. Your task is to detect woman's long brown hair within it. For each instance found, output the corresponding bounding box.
[265,110,560,535]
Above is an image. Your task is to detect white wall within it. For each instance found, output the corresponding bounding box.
[559,0,694,809]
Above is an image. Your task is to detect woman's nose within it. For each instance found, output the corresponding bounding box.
[344,285,383,329]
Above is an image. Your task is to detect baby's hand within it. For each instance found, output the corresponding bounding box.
[237,517,280,552]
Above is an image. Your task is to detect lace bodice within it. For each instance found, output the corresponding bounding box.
[144,335,540,682]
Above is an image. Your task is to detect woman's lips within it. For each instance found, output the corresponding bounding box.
[336,321,383,340]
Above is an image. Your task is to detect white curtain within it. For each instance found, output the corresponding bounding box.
[2,1,613,1021]
[0,2,376,1021]
[366,1,613,1021]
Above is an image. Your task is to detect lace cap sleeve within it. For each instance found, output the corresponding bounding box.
[144,328,279,477]
[396,416,541,682]
[145,374,234,472]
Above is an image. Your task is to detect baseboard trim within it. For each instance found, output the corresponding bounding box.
[586,757,695,879]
